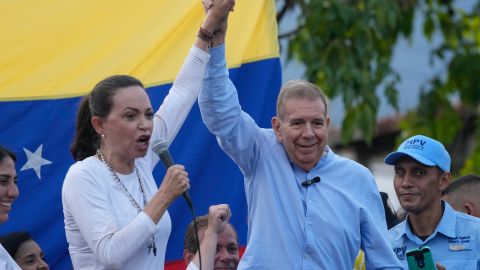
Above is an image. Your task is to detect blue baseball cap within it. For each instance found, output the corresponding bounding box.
[384,135,451,172]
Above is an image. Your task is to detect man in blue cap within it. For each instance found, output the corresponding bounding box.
[385,134,480,269]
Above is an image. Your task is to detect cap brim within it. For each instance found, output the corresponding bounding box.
[384,151,436,167]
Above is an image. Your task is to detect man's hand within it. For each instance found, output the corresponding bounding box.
[201,0,235,46]
[202,0,214,11]
[207,204,231,234]
[204,0,235,24]
[203,0,234,14]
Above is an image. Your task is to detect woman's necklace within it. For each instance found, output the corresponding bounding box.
[96,149,157,256]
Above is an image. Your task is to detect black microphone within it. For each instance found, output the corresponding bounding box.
[301,176,321,187]
[151,140,193,210]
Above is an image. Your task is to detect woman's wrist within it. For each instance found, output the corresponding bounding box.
[143,191,172,223]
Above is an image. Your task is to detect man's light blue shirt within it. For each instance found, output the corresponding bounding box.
[388,202,480,269]
[199,45,401,270]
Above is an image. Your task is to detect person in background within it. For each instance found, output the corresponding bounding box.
[442,174,480,218]
[385,134,480,269]
[197,16,401,268]
[0,145,21,270]
[183,204,239,270]
[0,232,49,270]
[380,191,403,229]
[61,1,235,269]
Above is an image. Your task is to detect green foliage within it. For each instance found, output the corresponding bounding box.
[287,0,415,145]
[281,0,480,174]
[461,118,480,175]
[398,86,462,145]
[397,1,480,173]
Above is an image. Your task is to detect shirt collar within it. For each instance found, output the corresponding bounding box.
[394,220,408,241]
[435,201,456,238]
[396,201,457,242]
[291,146,333,182]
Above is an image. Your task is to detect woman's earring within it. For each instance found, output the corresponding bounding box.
[101,134,105,139]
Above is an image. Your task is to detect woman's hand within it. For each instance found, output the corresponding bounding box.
[144,165,190,223]
[201,0,235,35]
[196,0,235,50]
[204,0,235,24]
[158,165,190,202]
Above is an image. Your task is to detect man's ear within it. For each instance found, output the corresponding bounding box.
[183,249,195,265]
[439,172,452,192]
[91,115,104,135]
[271,117,283,142]
[464,202,475,216]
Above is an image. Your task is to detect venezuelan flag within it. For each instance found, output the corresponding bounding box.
[0,0,280,268]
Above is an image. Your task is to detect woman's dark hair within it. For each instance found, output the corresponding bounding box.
[0,231,32,258]
[70,75,144,161]
[0,145,16,163]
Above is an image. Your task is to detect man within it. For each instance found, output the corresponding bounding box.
[198,26,401,269]
[385,134,480,269]
[443,174,480,218]
[183,205,239,270]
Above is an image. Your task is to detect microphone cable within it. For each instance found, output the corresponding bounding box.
[151,140,202,269]
[183,193,201,269]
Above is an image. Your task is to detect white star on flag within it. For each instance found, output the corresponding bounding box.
[20,144,52,179]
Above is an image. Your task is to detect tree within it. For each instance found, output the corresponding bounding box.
[278,0,480,174]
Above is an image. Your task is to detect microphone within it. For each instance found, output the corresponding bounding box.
[301,176,321,187]
[151,140,193,210]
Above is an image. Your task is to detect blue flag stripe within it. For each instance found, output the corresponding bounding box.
[0,57,281,268]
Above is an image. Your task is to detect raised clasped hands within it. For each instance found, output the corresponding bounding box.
[202,0,235,46]
[203,0,235,14]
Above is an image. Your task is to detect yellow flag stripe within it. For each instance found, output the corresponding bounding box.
[0,0,279,101]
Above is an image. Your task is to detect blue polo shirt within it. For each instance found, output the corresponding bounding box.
[388,202,480,269]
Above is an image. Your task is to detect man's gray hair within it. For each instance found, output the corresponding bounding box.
[276,79,328,120]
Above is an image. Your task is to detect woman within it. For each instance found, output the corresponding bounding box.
[61,1,235,269]
[0,232,49,270]
[0,145,21,270]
